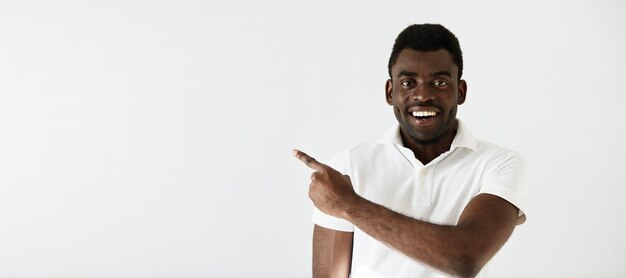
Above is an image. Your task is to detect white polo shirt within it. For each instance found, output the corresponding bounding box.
[312,121,528,278]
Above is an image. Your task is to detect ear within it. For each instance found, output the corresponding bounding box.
[457,79,467,105]
[385,79,393,105]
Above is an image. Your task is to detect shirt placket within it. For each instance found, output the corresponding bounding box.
[413,165,432,207]
[395,145,433,207]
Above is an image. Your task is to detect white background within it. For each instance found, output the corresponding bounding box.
[1,0,625,277]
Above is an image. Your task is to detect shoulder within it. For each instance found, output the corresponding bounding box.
[473,140,529,223]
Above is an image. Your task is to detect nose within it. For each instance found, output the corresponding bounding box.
[412,84,435,103]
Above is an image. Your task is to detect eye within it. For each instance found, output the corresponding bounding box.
[433,80,448,87]
[401,80,415,88]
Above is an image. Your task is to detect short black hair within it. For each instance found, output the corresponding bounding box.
[388,24,463,80]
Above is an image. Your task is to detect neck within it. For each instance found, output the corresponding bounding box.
[401,120,458,165]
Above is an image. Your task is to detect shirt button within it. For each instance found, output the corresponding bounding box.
[420,169,428,176]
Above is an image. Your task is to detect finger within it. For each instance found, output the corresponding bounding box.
[292,149,325,171]
[343,174,351,184]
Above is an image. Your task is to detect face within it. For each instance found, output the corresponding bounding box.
[386,49,467,145]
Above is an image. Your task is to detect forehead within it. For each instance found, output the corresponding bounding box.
[392,48,458,79]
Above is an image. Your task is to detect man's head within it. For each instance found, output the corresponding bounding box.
[385,24,467,148]
[388,24,463,80]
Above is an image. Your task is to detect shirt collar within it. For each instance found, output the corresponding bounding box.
[377,119,478,151]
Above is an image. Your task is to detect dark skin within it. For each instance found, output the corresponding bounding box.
[386,49,466,165]
[294,49,519,278]
[312,225,353,277]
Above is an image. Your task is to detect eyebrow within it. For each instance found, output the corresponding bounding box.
[396,70,452,79]
[397,71,417,78]
[431,70,452,78]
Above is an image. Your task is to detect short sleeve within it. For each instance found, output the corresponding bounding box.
[478,152,529,225]
[310,150,355,232]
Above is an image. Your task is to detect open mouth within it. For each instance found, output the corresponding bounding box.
[410,111,439,125]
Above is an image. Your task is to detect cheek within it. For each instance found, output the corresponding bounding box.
[448,105,458,118]
[392,104,400,114]
[392,104,403,119]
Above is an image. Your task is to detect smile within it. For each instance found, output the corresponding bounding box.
[411,111,438,118]
[409,110,439,126]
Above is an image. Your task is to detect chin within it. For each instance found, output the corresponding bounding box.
[402,126,444,145]
[411,133,445,145]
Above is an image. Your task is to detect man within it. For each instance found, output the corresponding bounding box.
[293,24,527,278]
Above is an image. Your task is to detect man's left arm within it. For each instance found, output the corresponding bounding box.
[293,149,519,278]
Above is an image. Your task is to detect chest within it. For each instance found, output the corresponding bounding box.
[349,148,487,224]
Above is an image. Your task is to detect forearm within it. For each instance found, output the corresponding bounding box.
[342,196,488,277]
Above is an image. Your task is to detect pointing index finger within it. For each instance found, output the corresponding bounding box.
[292,149,324,171]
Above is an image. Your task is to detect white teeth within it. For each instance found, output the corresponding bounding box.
[411,111,437,117]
